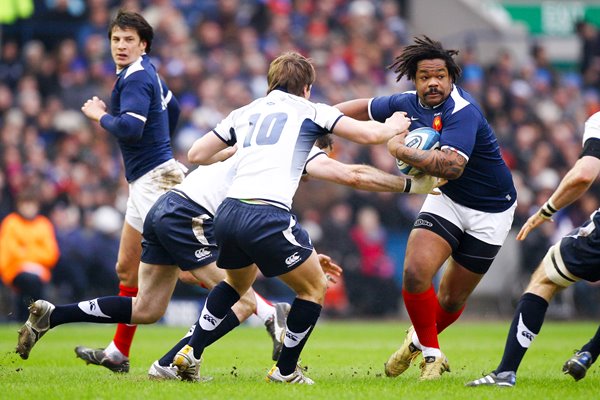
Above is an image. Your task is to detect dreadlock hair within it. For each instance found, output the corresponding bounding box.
[388,36,462,83]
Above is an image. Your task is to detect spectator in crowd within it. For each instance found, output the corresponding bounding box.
[317,201,359,314]
[575,19,600,89]
[349,206,399,316]
[0,189,60,321]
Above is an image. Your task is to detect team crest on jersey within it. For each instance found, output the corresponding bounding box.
[432,115,442,131]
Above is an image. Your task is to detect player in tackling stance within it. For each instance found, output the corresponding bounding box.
[466,111,600,387]
[14,153,300,381]
[336,36,516,380]
[164,51,413,385]
[145,134,439,381]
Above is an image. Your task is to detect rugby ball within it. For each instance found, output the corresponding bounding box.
[396,127,440,175]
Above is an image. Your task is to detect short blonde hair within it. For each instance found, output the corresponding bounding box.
[267,51,315,96]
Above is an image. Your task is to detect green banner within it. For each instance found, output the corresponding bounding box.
[504,2,600,35]
[0,0,34,24]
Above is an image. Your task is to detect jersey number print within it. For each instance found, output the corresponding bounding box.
[243,112,288,147]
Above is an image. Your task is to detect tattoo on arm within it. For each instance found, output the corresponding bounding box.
[395,147,466,179]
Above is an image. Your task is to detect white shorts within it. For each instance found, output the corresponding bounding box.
[125,159,186,232]
[420,192,516,246]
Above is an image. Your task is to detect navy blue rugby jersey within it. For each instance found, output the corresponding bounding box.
[100,54,178,182]
[369,85,516,213]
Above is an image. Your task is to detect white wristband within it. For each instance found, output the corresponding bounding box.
[539,200,558,220]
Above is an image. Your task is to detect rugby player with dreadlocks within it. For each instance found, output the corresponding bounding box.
[336,36,516,380]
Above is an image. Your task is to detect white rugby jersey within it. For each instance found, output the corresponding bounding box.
[583,111,600,144]
[213,89,343,209]
[174,155,236,216]
[174,144,325,215]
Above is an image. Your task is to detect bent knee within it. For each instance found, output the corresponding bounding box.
[403,265,433,292]
[437,293,467,313]
[299,275,328,304]
[115,261,139,285]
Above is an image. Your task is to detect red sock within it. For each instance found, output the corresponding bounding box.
[403,286,439,348]
[436,302,465,334]
[113,284,138,357]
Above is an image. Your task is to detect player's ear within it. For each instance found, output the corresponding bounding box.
[304,84,312,98]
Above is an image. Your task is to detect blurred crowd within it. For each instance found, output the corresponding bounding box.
[1,0,599,320]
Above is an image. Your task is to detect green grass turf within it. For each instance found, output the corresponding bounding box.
[0,320,597,399]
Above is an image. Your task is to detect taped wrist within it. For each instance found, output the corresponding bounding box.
[539,200,558,220]
[404,178,412,193]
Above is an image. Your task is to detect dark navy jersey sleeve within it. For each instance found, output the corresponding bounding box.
[102,76,152,142]
[581,137,600,159]
[369,93,413,121]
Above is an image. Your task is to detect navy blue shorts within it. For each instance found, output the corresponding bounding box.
[558,213,600,283]
[213,198,313,277]
[141,190,218,271]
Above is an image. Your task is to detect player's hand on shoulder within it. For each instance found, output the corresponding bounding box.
[409,174,446,195]
[385,111,411,134]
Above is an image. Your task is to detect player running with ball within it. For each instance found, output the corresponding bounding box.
[337,36,517,380]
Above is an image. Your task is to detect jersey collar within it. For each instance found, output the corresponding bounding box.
[116,53,146,75]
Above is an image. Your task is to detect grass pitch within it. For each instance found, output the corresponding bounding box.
[0,320,597,399]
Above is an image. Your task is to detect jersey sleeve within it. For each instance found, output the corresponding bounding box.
[583,111,600,144]
[312,102,344,131]
[302,146,327,175]
[580,112,600,159]
[212,111,237,146]
[438,105,480,160]
[100,75,152,142]
[369,94,406,122]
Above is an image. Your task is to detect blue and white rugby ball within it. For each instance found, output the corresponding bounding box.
[396,127,440,176]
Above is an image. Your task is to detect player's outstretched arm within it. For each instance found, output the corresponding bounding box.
[305,153,442,194]
[517,155,600,240]
[334,99,371,121]
[332,112,410,145]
